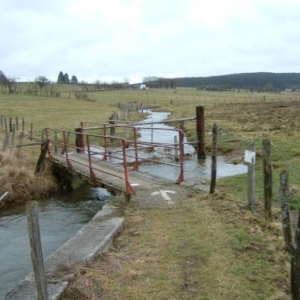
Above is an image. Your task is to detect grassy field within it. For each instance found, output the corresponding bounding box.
[1,86,300,298]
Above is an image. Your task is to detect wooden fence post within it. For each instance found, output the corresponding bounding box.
[41,129,45,143]
[30,123,33,140]
[75,128,84,153]
[61,132,70,155]
[291,209,300,299]
[35,140,50,174]
[210,123,218,194]
[279,170,292,251]
[17,131,24,151]
[174,135,178,161]
[4,117,7,131]
[54,130,58,154]
[16,116,19,131]
[196,106,205,159]
[3,132,10,151]
[22,117,25,132]
[11,124,15,147]
[247,141,256,212]
[262,139,272,219]
[9,117,12,133]
[26,201,48,300]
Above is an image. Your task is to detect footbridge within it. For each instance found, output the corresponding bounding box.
[45,120,191,200]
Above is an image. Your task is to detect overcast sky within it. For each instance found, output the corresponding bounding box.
[1,0,300,83]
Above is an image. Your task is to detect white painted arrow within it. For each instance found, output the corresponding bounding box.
[151,190,176,203]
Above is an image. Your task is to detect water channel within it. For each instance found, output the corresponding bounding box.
[0,185,110,298]
[0,110,247,298]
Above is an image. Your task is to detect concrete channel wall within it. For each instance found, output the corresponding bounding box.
[3,205,124,300]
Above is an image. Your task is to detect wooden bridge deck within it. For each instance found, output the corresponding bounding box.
[52,152,171,195]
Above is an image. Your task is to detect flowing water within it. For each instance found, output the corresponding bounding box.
[0,185,111,298]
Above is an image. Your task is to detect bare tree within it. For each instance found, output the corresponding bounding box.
[35,76,49,93]
[6,77,17,94]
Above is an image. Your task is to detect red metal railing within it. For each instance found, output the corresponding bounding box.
[80,121,185,183]
[45,128,134,194]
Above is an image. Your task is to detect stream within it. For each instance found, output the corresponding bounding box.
[0,185,110,298]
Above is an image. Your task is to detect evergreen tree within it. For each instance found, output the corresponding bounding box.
[57,71,65,83]
[0,70,8,84]
[64,73,70,84]
[71,75,78,84]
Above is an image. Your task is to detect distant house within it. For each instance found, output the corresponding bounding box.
[131,83,147,90]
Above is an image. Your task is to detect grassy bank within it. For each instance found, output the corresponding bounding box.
[62,193,289,299]
[1,87,300,298]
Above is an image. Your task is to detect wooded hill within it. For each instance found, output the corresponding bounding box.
[173,72,300,90]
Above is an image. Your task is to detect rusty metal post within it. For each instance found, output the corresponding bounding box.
[63,131,72,169]
[196,106,205,159]
[121,139,134,195]
[174,135,178,160]
[86,135,96,180]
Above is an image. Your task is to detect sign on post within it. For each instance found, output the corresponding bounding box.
[244,150,256,164]
[245,142,256,212]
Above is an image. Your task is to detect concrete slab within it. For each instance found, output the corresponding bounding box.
[43,217,124,278]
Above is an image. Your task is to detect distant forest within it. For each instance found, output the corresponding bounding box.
[143,73,300,91]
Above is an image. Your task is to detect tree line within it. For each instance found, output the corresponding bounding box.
[171,72,300,91]
[141,73,300,91]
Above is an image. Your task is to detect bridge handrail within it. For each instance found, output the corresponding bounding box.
[45,128,134,194]
[80,122,185,183]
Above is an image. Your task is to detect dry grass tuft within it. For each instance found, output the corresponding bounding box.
[0,148,59,209]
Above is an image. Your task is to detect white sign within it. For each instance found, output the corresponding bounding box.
[244,150,256,164]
